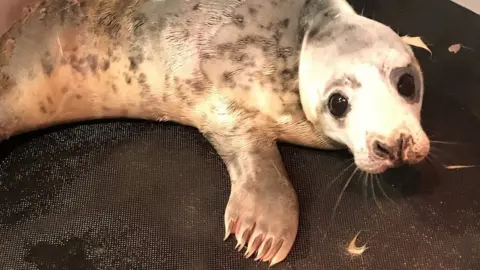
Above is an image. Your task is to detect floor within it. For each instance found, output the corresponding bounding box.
[452,0,480,14]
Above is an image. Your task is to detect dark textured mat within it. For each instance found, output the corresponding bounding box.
[1,0,480,269]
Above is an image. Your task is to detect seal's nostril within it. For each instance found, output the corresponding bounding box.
[372,134,411,164]
[373,140,392,159]
[397,134,405,158]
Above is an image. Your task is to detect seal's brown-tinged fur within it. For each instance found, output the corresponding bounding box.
[0,0,334,146]
[0,0,339,265]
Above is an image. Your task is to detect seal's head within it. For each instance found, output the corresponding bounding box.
[299,10,430,174]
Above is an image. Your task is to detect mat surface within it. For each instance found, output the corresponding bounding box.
[1,0,480,269]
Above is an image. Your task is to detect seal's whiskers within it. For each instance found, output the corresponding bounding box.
[330,167,360,223]
[375,175,398,208]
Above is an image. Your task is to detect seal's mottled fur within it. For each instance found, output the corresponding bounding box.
[0,0,429,265]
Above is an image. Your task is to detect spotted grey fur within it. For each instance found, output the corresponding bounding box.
[0,0,430,266]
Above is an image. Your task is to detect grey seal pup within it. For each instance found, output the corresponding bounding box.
[0,0,430,266]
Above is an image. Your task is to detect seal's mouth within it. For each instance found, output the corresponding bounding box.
[351,142,430,175]
[354,148,430,175]
[354,161,393,175]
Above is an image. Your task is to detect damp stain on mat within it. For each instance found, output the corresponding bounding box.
[22,226,144,269]
[25,237,96,270]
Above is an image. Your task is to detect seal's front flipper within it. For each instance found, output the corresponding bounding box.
[205,131,299,266]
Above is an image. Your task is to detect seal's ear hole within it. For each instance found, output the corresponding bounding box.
[397,73,416,99]
[328,92,349,118]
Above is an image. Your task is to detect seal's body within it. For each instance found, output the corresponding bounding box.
[0,0,430,265]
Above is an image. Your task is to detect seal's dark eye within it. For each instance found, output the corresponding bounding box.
[397,73,415,98]
[328,93,349,118]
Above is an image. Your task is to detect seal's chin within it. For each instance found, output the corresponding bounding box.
[354,158,393,175]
